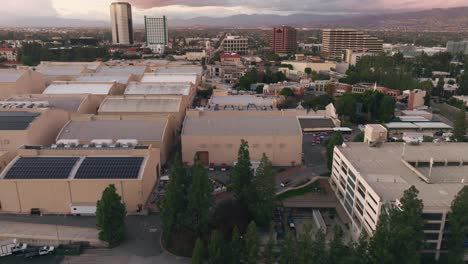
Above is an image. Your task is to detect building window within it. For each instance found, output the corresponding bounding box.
[422,213,443,221]
[424,232,440,241]
[424,223,441,231]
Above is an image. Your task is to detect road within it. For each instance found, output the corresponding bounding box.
[0,214,189,264]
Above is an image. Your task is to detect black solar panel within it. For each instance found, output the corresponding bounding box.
[74,157,144,179]
[4,157,79,179]
[0,112,41,130]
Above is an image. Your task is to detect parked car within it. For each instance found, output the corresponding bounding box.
[11,243,27,253]
[220,163,227,172]
[38,246,54,256]
[280,179,291,187]
[208,163,215,171]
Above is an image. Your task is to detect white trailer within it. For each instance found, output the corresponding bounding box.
[0,239,23,257]
[70,203,97,216]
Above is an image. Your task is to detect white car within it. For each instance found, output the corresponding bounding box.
[11,243,27,253]
[38,246,54,256]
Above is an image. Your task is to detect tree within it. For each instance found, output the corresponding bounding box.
[192,238,204,264]
[447,186,468,264]
[327,132,344,170]
[377,96,395,123]
[369,186,424,264]
[328,225,349,264]
[297,222,313,264]
[280,87,294,97]
[279,231,297,264]
[244,221,260,264]
[452,109,467,142]
[353,132,364,142]
[310,230,327,264]
[325,83,337,97]
[229,227,243,264]
[187,154,214,236]
[263,228,276,264]
[208,230,224,264]
[304,67,312,77]
[96,184,127,248]
[161,153,190,244]
[250,154,276,226]
[230,140,254,206]
[255,84,264,94]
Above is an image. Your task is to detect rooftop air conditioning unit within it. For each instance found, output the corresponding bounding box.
[116,139,138,146]
[91,139,114,145]
[57,139,80,145]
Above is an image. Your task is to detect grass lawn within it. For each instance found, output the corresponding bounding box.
[277,181,325,200]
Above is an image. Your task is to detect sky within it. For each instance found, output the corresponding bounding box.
[4,0,468,22]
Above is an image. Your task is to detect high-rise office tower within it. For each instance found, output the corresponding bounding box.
[270,26,297,54]
[144,16,168,54]
[322,29,383,60]
[110,2,134,45]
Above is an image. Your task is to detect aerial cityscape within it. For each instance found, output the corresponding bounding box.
[0,0,467,263]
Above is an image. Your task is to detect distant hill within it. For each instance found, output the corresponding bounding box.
[1,6,467,31]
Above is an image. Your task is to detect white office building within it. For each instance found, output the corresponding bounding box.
[145,16,168,54]
[110,2,134,45]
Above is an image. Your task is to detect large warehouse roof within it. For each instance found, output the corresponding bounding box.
[0,71,23,83]
[57,119,167,141]
[125,82,191,95]
[76,74,131,84]
[7,96,85,112]
[154,67,202,75]
[2,156,145,180]
[183,115,301,136]
[0,111,40,130]
[43,82,114,95]
[99,96,182,113]
[97,66,147,75]
[37,68,83,76]
[210,95,276,106]
[141,74,197,84]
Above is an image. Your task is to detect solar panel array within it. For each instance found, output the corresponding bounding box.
[74,157,144,179]
[4,157,79,179]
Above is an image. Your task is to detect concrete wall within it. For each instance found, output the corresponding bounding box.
[0,71,46,99]
[182,134,302,166]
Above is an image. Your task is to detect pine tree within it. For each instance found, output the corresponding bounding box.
[327,132,344,170]
[96,184,127,248]
[229,227,243,264]
[297,222,313,264]
[250,154,276,227]
[244,221,260,264]
[192,238,204,264]
[310,230,327,264]
[279,231,297,264]
[328,225,349,264]
[452,109,466,142]
[161,153,189,244]
[263,230,276,264]
[230,140,254,206]
[208,230,224,264]
[447,186,468,264]
[187,154,214,236]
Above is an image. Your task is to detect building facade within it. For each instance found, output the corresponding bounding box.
[322,29,383,60]
[110,2,134,45]
[222,36,248,55]
[271,26,297,54]
[329,142,468,260]
[0,48,17,62]
[446,41,468,55]
[144,16,168,54]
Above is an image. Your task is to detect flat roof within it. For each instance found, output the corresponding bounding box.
[0,71,23,83]
[299,118,335,130]
[76,74,131,84]
[7,96,84,112]
[99,96,182,113]
[210,95,275,106]
[183,115,302,136]
[414,122,453,129]
[154,67,202,75]
[337,143,468,209]
[0,111,40,130]
[141,74,197,84]
[57,119,167,142]
[398,116,430,122]
[385,122,419,129]
[43,82,114,95]
[97,66,147,75]
[125,82,191,95]
[401,110,431,116]
[37,68,83,76]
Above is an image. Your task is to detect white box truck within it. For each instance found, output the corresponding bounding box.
[70,203,97,216]
[0,239,27,257]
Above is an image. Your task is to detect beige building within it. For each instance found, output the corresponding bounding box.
[182,110,303,166]
[6,94,99,117]
[222,36,248,54]
[56,115,173,164]
[329,142,468,260]
[322,29,383,60]
[0,108,70,159]
[282,61,337,74]
[35,61,103,85]
[0,145,159,214]
[0,69,45,99]
[98,95,186,134]
[124,82,196,108]
[110,2,134,45]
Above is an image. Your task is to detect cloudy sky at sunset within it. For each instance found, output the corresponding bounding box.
[4,0,468,21]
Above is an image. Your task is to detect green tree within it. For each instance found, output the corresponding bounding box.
[208,230,224,264]
[353,132,365,142]
[161,153,189,244]
[192,238,204,264]
[187,154,214,236]
[325,83,336,97]
[378,96,395,122]
[447,186,468,264]
[229,227,243,264]
[250,154,276,226]
[280,231,297,264]
[328,225,349,264]
[96,184,127,247]
[297,222,313,264]
[304,67,312,77]
[280,87,294,97]
[263,229,276,264]
[327,132,344,170]
[310,231,327,264]
[230,140,254,206]
[244,221,260,264]
[452,109,467,142]
[348,234,370,264]
[369,186,424,264]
